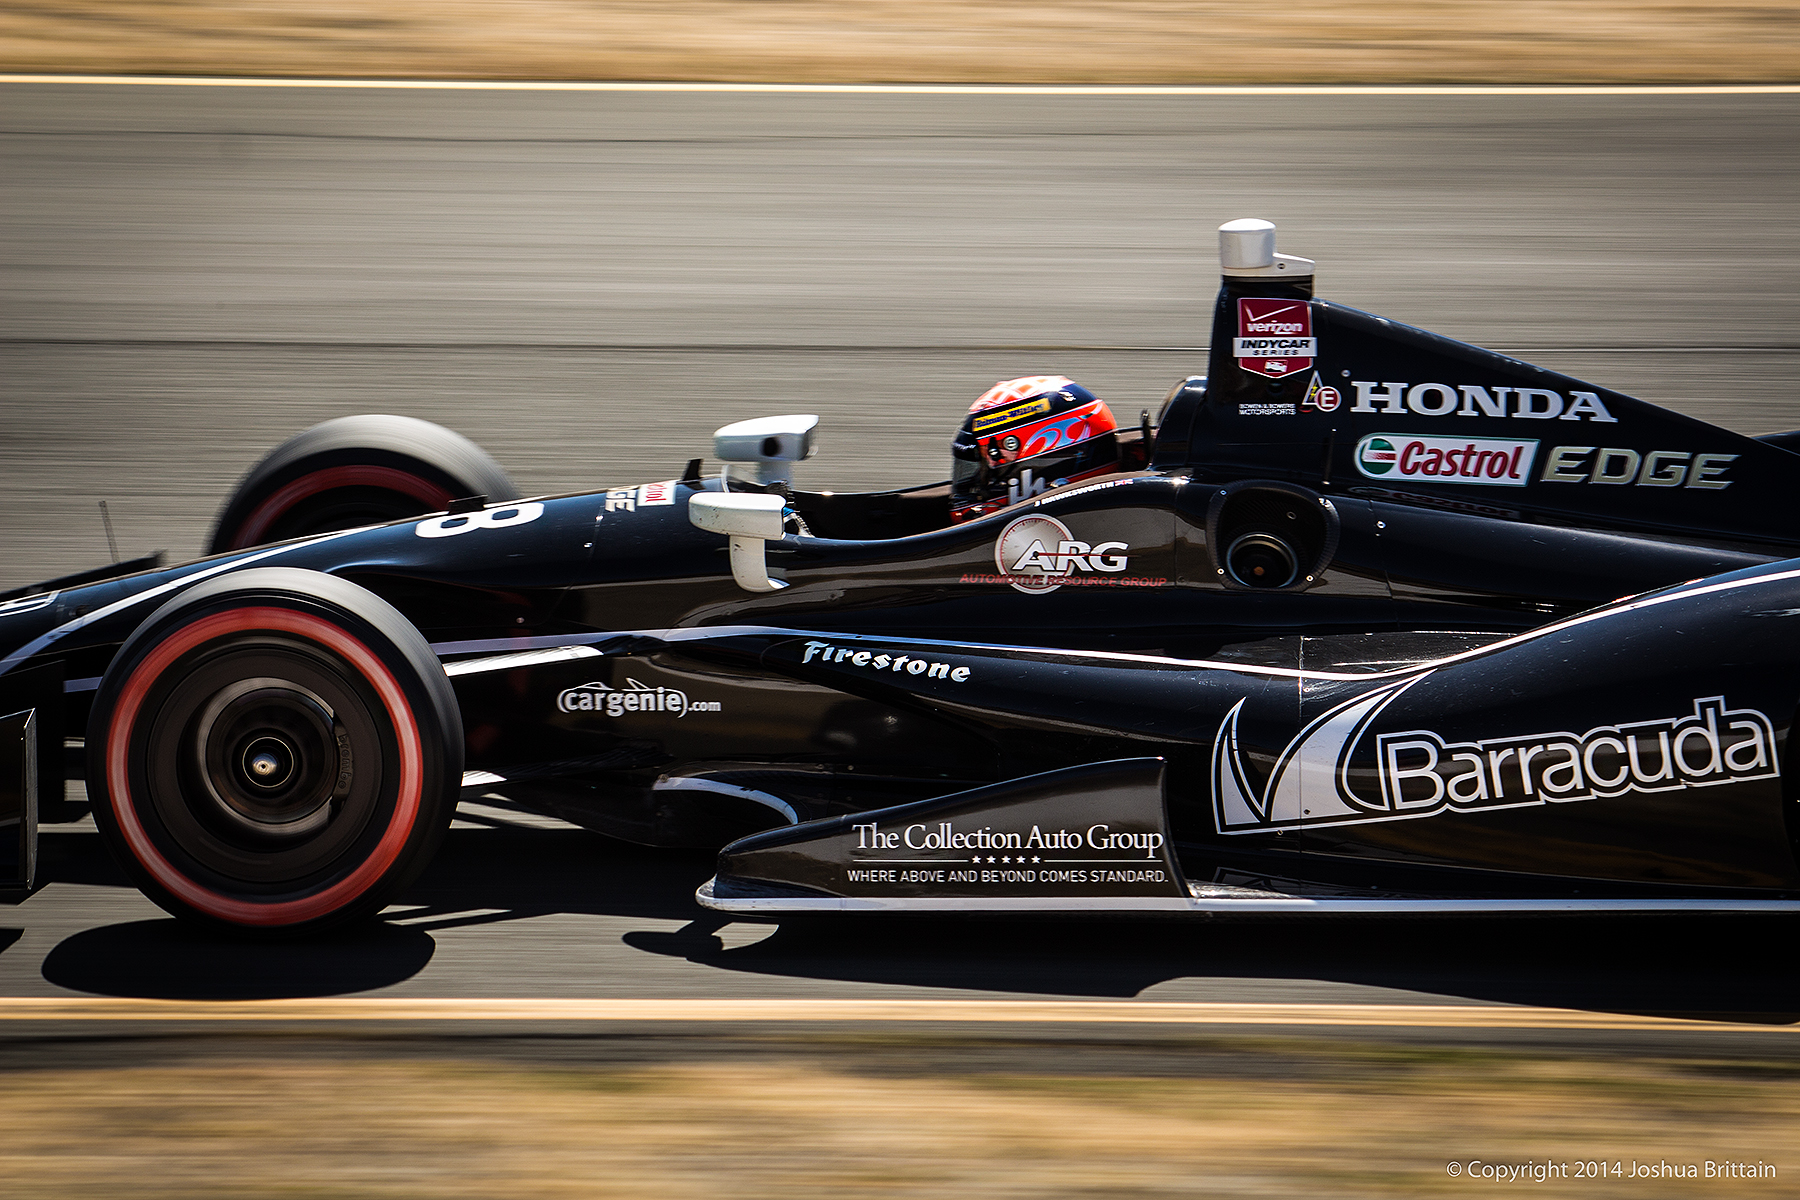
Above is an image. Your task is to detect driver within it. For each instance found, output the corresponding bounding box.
[949,376,1120,523]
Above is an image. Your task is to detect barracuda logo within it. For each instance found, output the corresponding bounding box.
[1213,683,1778,834]
[557,677,721,717]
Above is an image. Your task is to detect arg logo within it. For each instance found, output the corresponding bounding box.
[993,514,1129,595]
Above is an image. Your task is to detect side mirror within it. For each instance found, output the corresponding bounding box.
[689,492,789,592]
[713,415,818,489]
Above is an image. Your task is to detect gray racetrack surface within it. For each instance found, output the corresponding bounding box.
[2,85,1797,1028]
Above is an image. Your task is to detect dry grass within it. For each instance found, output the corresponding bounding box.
[1,1,1797,84]
[1,1047,1796,1197]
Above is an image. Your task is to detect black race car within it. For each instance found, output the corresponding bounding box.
[3,219,1798,932]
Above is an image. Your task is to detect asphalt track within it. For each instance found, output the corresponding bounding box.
[2,81,1799,1053]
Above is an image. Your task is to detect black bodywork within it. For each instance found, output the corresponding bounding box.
[4,258,1799,910]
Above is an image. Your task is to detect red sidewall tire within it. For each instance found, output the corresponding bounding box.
[88,570,461,934]
[208,415,519,554]
[230,466,457,550]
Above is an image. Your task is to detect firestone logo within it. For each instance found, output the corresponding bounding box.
[801,640,972,682]
[993,514,1129,595]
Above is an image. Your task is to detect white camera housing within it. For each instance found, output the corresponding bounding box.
[713,414,819,488]
[1218,218,1315,279]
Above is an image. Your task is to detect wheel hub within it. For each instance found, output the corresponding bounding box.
[192,677,345,841]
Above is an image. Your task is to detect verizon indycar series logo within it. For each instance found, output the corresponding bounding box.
[1356,434,1537,487]
[973,514,1147,596]
[1213,680,1778,835]
[1234,299,1315,379]
[1349,382,1617,422]
[558,677,721,717]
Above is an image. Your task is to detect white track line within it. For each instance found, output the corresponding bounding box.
[0,998,1790,1031]
[2,76,1798,96]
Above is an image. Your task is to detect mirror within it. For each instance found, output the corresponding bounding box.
[689,492,788,592]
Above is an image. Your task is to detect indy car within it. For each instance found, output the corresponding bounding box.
[3,218,1799,932]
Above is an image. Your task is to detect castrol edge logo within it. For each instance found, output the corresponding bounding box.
[991,514,1129,595]
[1355,434,1537,487]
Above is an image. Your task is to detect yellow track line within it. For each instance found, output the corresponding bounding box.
[0,998,1790,1031]
[1,76,1798,96]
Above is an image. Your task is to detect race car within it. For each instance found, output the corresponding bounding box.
[3,218,1798,932]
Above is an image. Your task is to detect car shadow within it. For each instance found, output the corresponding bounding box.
[30,824,709,1001]
[41,920,436,1000]
[625,912,1800,1024]
[385,822,719,930]
[32,826,1800,1021]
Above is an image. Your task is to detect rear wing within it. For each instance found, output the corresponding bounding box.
[1154,220,1798,548]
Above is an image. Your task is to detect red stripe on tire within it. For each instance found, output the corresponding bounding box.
[230,466,456,549]
[106,606,427,927]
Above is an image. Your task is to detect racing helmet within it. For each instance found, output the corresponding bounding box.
[950,376,1120,523]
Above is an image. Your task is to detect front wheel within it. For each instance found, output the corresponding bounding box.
[87,569,461,934]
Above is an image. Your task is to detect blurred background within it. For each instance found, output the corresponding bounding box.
[4,0,1799,82]
[4,6,1800,1196]
[5,83,1798,588]
[4,6,1799,588]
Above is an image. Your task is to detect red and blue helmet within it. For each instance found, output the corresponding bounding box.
[950,376,1120,522]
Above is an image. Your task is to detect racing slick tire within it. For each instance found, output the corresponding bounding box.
[207,414,519,553]
[86,568,461,935]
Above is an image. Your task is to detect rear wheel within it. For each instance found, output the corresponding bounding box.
[87,569,461,934]
[208,415,519,553]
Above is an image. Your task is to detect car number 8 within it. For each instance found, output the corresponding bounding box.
[415,502,545,539]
